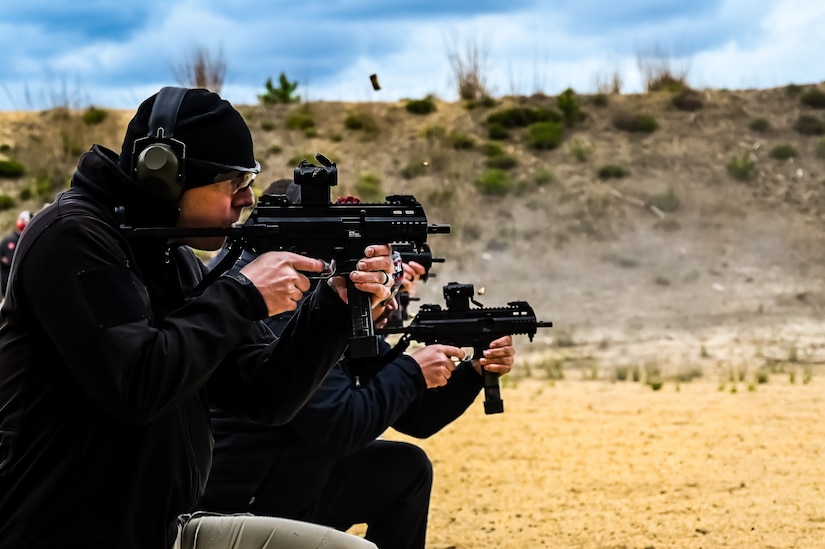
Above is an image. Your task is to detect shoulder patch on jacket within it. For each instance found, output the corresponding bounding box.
[78,266,150,328]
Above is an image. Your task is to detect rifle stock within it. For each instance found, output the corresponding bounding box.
[378,282,552,414]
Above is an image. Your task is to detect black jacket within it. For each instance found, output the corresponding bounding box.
[200,260,484,518]
[0,145,350,548]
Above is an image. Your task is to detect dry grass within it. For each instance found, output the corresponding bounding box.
[364,376,825,548]
[173,46,227,94]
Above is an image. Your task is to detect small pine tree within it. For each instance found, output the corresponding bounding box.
[259,73,301,104]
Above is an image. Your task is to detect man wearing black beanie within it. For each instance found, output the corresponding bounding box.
[0,87,386,549]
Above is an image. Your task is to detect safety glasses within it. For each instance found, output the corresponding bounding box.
[187,158,261,193]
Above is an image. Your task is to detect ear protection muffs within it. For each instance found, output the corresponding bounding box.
[131,86,190,202]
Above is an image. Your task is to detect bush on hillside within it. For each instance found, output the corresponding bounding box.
[0,159,25,178]
[612,112,658,133]
[448,131,475,149]
[647,188,680,213]
[405,96,437,115]
[597,164,628,179]
[800,88,825,109]
[526,121,564,150]
[672,89,704,111]
[474,168,514,195]
[487,123,510,140]
[557,88,585,125]
[726,153,756,181]
[82,106,108,125]
[354,172,383,201]
[769,144,797,160]
[748,118,771,133]
[794,115,825,135]
[480,142,504,157]
[486,107,561,129]
[486,154,518,170]
[531,169,556,186]
[285,109,315,131]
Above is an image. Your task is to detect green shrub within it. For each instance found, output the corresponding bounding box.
[648,74,688,93]
[748,118,771,133]
[259,73,300,104]
[354,172,383,201]
[464,96,497,110]
[556,88,584,125]
[592,94,609,107]
[597,164,628,179]
[0,194,14,210]
[82,106,108,125]
[486,107,561,129]
[648,188,680,213]
[344,113,364,130]
[487,123,510,140]
[448,131,475,150]
[769,144,797,160]
[800,88,825,109]
[526,121,564,150]
[400,160,427,179]
[568,137,592,162]
[421,126,445,141]
[532,169,555,186]
[794,115,825,135]
[671,89,703,111]
[260,120,275,131]
[0,159,25,178]
[18,187,32,201]
[480,142,504,157]
[486,154,518,170]
[267,144,283,155]
[612,112,658,133]
[817,137,825,158]
[726,153,756,181]
[285,110,316,131]
[474,168,514,195]
[785,83,802,97]
[0,144,10,152]
[405,96,437,115]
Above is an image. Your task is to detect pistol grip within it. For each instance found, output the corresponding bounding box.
[345,278,379,358]
[478,344,504,414]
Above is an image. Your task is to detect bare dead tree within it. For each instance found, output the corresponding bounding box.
[593,70,623,95]
[444,34,491,101]
[173,46,227,94]
[635,44,691,93]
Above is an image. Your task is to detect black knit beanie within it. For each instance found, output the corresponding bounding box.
[118,88,256,195]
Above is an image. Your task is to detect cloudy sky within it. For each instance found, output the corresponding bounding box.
[1,0,823,111]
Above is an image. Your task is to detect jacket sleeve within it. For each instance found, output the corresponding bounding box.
[19,213,348,426]
[286,352,428,458]
[207,282,350,425]
[391,361,484,437]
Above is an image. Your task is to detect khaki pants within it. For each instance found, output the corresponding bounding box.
[175,513,377,549]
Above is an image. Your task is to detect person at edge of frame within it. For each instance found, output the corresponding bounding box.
[0,87,388,549]
[0,210,31,297]
[199,188,516,549]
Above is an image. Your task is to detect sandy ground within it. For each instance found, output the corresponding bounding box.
[349,375,825,549]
